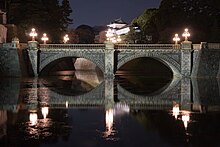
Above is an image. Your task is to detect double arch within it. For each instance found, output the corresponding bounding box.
[39,49,182,77]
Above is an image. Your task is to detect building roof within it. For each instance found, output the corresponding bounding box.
[111,18,127,25]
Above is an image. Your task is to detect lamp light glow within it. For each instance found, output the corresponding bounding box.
[182,28,190,41]
[173,34,180,44]
[29,28,37,41]
[63,34,69,44]
[41,33,49,44]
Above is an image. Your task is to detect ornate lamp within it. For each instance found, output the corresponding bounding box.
[182,28,190,41]
[29,28,38,41]
[63,34,69,44]
[173,34,180,44]
[41,33,49,44]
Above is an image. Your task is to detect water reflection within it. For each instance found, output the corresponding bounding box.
[0,74,220,146]
[181,111,190,129]
[104,109,114,138]
[172,104,191,129]
[172,104,180,119]
[103,103,130,140]
[29,112,38,126]
[41,107,49,119]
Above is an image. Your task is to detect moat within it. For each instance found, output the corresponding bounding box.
[0,71,220,147]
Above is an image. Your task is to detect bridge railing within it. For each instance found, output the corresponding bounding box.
[207,43,220,49]
[192,44,201,50]
[40,44,106,49]
[39,43,220,50]
[115,44,181,49]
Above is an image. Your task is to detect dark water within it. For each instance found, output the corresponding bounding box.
[0,72,220,147]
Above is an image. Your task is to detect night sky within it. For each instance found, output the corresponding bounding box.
[70,0,161,28]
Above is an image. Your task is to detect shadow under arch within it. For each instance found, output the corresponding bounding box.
[39,57,75,76]
[117,77,181,106]
[117,54,181,77]
[39,71,103,96]
[38,79,105,108]
[39,53,104,76]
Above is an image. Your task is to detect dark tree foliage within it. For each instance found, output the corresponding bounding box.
[129,9,159,43]
[155,0,220,43]
[6,0,72,43]
[133,0,220,43]
[61,0,73,28]
[75,25,95,44]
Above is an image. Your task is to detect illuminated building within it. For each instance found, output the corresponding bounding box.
[105,18,140,43]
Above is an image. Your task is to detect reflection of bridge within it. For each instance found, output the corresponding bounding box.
[38,78,189,110]
[27,41,194,78]
[1,77,220,112]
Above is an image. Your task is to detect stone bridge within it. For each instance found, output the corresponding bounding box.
[27,41,194,78]
[1,41,220,77]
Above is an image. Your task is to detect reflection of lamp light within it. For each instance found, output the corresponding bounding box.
[172,104,180,119]
[29,28,37,41]
[181,111,190,129]
[66,101,69,108]
[105,109,113,137]
[41,107,49,119]
[29,112,38,125]
[182,28,190,41]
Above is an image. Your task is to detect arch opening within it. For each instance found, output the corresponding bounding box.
[117,57,173,78]
[116,57,174,96]
[40,76,100,96]
[39,57,103,78]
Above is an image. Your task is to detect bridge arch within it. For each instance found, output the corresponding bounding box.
[39,51,105,75]
[117,77,181,105]
[40,81,105,107]
[117,53,181,77]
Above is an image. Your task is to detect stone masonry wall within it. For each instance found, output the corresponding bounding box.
[0,47,21,77]
[192,47,220,78]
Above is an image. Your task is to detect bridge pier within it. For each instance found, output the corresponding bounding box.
[104,79,115,109]
[104,42,115,79]
[27,41,39,76]
[181,41,193,77]
[181,78,192,111]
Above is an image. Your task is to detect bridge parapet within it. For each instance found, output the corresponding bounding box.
[207,43,220,49]
[2,43,19,49]
[39,43,185,50]
[40,44,105,50]
[115,44,180,49]
[192,44,201,50]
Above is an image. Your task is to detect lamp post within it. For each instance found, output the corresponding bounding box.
[41,33,49,44]
[106,28,122,43]
[106,28,114,42]
[63,34,69,44]
[173,34,180,45]
[182,28,190,41]
[116,35,122,43]
[29,28,37,41]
